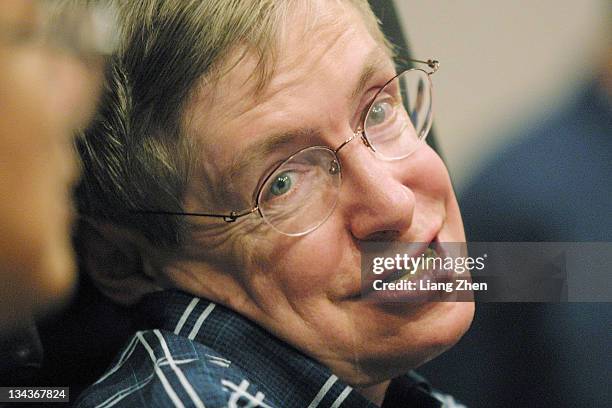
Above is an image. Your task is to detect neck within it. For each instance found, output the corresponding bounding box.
[354,380,390,406]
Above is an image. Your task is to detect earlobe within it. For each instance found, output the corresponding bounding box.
[75,219,162,305]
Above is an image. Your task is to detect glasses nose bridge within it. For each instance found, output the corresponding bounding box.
[333,127,371,157]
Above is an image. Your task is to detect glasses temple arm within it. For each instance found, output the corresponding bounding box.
[130,207,258,223]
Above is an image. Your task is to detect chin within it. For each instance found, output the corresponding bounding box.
[414,300,475,363]
[346,300,474,386]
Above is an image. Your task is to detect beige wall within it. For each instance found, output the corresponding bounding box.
[395,0,610,191]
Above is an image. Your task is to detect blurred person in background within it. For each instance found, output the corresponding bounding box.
[0,0,114,375]
[425,30,611,407]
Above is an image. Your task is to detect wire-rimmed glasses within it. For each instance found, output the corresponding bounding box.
[136,58,439,236]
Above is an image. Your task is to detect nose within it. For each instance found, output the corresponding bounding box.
[336,136,416,241]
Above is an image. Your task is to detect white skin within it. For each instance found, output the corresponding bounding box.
[93,1,474,404]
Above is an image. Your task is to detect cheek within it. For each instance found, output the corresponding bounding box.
[243,229,347,302]
[410,146,465,238]
[392,144,464,237]
[405,145,455,199]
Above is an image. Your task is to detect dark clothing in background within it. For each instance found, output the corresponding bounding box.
[461,79,611,242]
[420,80,611,408]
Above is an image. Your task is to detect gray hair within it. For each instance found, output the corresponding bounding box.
[75,0,391,250]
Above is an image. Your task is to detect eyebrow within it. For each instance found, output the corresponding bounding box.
[350,47,391,101]
[224,47,392,191]
[223,127,319,194]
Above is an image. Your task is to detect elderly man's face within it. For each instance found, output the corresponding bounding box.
[175,2,474,385]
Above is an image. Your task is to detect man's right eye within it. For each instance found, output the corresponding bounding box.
[366,98,395,128]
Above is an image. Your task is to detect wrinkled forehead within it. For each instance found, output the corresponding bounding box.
[188,0,390,120]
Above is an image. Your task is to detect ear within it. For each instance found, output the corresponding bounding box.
[75,219,163,305]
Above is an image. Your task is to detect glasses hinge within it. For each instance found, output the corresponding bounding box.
[426,59,439,74]
[223,212,238,222]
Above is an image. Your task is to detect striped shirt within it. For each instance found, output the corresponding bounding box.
[76,290,465,407]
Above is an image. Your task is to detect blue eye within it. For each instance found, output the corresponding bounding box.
[367,100,394,127]
[269,172,293,196]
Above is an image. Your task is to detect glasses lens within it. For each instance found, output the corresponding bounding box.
[258,147,341,236]
[364,69,432,160]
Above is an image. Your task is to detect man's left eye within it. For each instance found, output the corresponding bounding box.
[366,100,394,127]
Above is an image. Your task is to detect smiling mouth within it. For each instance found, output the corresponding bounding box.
[356,238,455,301]
[384,243,439,284]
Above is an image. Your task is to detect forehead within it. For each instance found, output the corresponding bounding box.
[185,0,392,192]
[193,1,387,114]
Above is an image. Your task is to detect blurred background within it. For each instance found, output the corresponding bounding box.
[395,0,610,191]
[393,1,611,407]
